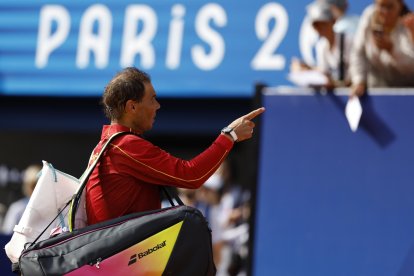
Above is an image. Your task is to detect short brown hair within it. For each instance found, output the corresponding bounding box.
[102,67,151,121]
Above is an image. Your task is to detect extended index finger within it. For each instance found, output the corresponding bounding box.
[243,107,265,121]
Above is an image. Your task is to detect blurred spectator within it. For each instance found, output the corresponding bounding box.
[172,159,253,276]
[1,164,41,234]
[218,161,251,276]
[349,0,414,97]
[197,172,225,271]
[291,1,354,88]
[318,0,360,34]
[222,192,251,276]
[198,160,250,276]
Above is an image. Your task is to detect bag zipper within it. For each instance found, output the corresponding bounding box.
[90,257,102,269]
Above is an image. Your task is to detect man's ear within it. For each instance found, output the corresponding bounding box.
[125,100,136,113]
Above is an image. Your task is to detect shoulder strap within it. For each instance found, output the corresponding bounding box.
[69,131,131,230]
[79,131,132,190]
[26,131,132,248]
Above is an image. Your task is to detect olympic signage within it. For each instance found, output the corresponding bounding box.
[0,0,369,97]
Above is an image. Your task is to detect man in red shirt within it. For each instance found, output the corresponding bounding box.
[86,67,265,225]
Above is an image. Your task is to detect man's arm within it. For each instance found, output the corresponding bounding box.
[113,107,266,189]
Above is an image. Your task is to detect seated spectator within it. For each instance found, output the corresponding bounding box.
[1,164,41,234]
[291,1,354,88]
[349,0,414,97]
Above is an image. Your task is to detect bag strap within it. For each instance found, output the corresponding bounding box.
[26,200,73,249]
[69,131,131,231]
[23,132,131,252]
[161,186,185,206]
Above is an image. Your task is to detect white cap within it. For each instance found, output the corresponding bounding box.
[307,1,334,23]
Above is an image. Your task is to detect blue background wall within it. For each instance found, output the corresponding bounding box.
[253,88,414,275]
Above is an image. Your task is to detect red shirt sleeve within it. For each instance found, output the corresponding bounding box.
[111,134,233,189]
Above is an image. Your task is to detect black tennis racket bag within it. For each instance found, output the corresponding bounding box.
[18,204,216,275]
[16,132,216,275]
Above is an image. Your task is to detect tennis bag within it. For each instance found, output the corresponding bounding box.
[16,132,216,275]
[18,205,216,275]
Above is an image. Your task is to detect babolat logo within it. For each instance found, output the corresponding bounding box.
[128,240,167,266]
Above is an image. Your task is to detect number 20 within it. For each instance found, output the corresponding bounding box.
[251,3,288,70]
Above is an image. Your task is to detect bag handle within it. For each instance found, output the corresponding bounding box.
[69,131,131,231]
[161,186,185,206]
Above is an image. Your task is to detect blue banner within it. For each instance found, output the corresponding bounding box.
[0,0,371,97]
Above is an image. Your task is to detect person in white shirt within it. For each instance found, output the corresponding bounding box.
[349,0,414,97]
[291,1,354,88]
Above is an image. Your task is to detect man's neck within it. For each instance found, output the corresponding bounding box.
[111,121,143,135]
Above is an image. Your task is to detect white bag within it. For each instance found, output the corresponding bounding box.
[4,132,128,264]
[4,161,84,263]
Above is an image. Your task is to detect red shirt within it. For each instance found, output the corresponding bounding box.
[86,124,233,225]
